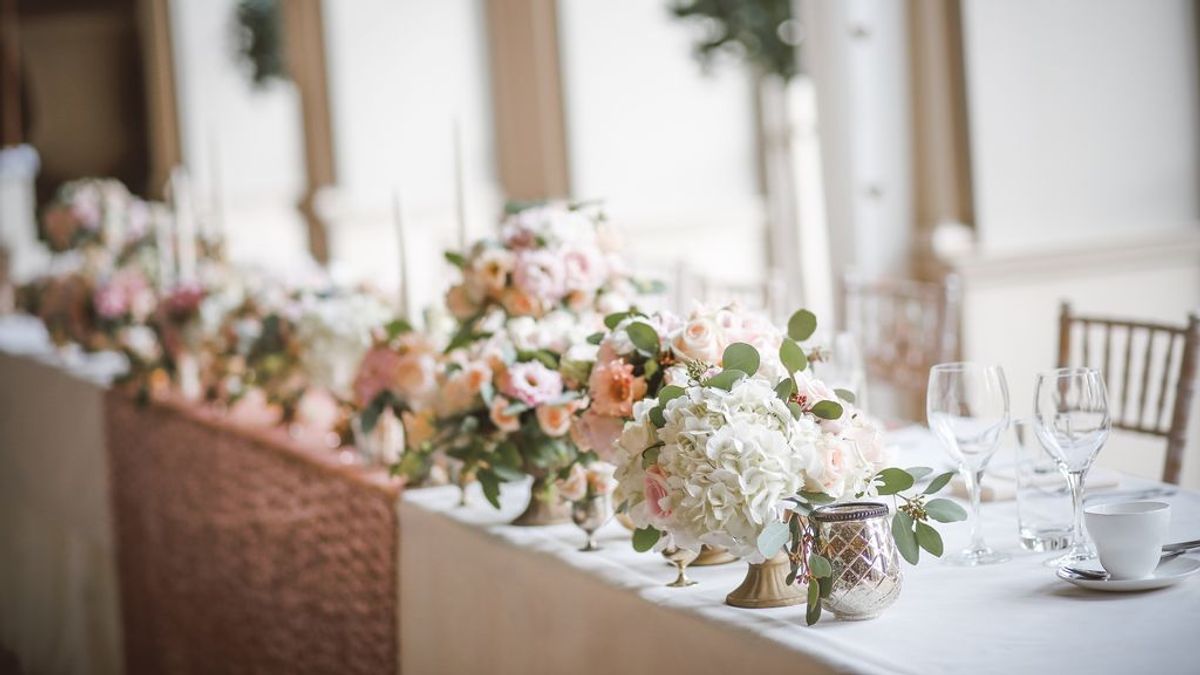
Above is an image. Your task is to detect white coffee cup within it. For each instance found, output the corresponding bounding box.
[1084,501,1171,580]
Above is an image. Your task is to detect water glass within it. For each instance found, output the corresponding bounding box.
[1012,419,1072,552]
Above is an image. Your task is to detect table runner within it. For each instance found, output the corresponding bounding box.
[400,426,1200,675]
[106,393,402,674]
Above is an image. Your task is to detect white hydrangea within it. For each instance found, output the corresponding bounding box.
[295,292,393,399]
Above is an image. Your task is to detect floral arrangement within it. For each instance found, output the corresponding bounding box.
[556,460,618,504]
[38,178,151,255]
[611,308,965,623]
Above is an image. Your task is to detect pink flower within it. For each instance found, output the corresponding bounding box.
[163,282,205,319]
[93,283,130,319]
[557,463,588,502]
[500,288,544,317]
[671,316,721,364]
[586,462,617,496]
[562,246,605,293]
[570,409,625,459]
[512,250,567,303]
[500,361,563,407]
[445,284,478,320]
[793,370,839,411]
[535,403,574,437]
[489,396,521,432]
[353,345,402,406]
[644,464,673,521]
[470,248,515,295]
[587,359,647,418]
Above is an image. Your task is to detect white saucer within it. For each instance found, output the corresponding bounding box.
[1057,556,1200,592]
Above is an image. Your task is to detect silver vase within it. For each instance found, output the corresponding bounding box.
[811,502,902,620]
[571,493,613,551]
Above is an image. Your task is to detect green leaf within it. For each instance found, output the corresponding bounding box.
[495,441,522,470]
[915,521,944,557]
[643,358,659,379]
[359,395,386,434]
[385,318,413,339]
[641,446,662,469]
[810,400,844,420]
[805,581,822,625]
[787,402,804,420]
[444,251,467,268]
[586,332,604,345]
[818,574,833,599]
[808,553,832,578]
[626,322,660,356]
[893,511,919,564]
[775,377,795,402]
[924,498,968,523]
[799,490,836,504]
[603,311,631,329]
[788,309,818,342]
[875,467,916,496]
[632,526,661,552]
[704,369,746,391]
[757,521,791,558]
[491,463,524,482]
[478,470,502,509]
[905,466,933,481]
[833,388,856,404]
[722,342,760,376]
[648,405,666,428]
[658,385,685,404]
[502,401,530,417]
[779,339,808,374]
[923,471,956,495]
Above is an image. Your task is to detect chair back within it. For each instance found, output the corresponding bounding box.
[1057,302,1200,484]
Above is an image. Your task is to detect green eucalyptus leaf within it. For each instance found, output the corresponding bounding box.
[799,490,836,504]
[875,467,916,496]
[703,369,746,391]
[779,339,808,374]
[385,318,412,339]
[833,388,856,404]
[496,442,522,470]
[818,574,833,599]
[787,401,804,420]
[808,553,833,578]
[786,568,799,585]
[722,342,760,376]
[444,251,467,268]
[478,470,502,509]
[915,520,944,557]
[893,511,919,564]
[648,405,666,428]
[757,520,791,558]
[491,463,524,482]
[586,332,604,345]
[641,446,662,469]
[806,582,822,625]
[788,309,818,342]
[658,385,686,404]
[924,498,968,523]
[632,526,661,552]
[643,358,659,379]
[923,471,956,495]
[775,377,795,402]
[810,400,844,420]
[626,322,660,356]
[604,311,631,329]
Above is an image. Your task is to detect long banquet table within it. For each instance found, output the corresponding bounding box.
[400,426,1200,675]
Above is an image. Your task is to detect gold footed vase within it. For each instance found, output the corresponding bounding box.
[693,545,738,566]
[725,551,807,609]
[511,476,570,526]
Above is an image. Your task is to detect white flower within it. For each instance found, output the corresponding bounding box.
[295,292,392,399]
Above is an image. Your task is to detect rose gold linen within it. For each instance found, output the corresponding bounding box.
[106,393,401,674]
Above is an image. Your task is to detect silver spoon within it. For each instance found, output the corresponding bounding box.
[1061,549,1187,580]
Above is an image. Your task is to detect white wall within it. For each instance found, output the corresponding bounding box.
[170,0,311,273]
[321,0,498,313]
[557,0,765,286]
[956,0,1200,487]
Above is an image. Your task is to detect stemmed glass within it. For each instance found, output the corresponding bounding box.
[927,362,1012,566]
[1033,367,1111,566]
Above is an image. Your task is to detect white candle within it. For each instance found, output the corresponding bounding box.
[452,117,467,250]
[393,189,413,323]
[207,128,225,246]
[154,205,175,293]
[170,167,198,284]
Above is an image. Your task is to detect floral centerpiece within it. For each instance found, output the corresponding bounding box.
[612,308,965,618]
[38,178,151,256]
[415,201,643,524]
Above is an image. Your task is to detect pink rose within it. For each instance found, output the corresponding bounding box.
[671,316,721,364]
[500,361,563,407]
[535,403,574,437]
[570,409,625,459]
[562,246,605,293]
[793,370,839,411]
[587,359,647,418]
[556,463,588,502]
[512,250,567,303]
[489,396,521,432]
[644,464,673,521]
[352,345,400,407]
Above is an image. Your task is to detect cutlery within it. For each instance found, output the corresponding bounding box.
[1061,548,1190,580]
[1082,487,1177,504]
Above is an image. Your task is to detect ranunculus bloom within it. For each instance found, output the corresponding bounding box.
[500,361,563,407]
[587,359,646,418]
[489,396,521,432]
[445,284,478,320]
[557,463,588,502]
[671,316,721,364]
[500,288,543,317]
[402,409,437,449]
[471,248,515,295]
[644,464,673,521]
[535,403,573,437]
[512,249,567,303]
[570,409,625,459]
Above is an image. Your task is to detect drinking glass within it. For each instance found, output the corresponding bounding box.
[814,332,870,412]
[1012,419,1073,552]
[1033,367,1111,566]
[927,362,1012,566]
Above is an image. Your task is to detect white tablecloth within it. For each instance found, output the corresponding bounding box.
[400,426,1200,675]
[0,316,125,674]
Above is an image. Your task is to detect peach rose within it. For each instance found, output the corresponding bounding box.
[446,284,478,320]
[587,359,647,418]
[570,409,626,459]
[402,409,436,449]
[535,403,573,437]
[644,464,673,521]
[471,248,515,295]
[556,463,588,502]
[671,316,721,364]
[489,396,522,432]
[500,287,543,317]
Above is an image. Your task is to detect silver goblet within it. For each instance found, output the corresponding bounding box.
[662,546,700,587]
[571,493,613,551]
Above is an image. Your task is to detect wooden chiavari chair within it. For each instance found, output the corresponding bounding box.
[1057,302,1200,484]
[838,273,961,422]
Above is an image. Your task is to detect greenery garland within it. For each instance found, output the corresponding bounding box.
[670,0,799,80]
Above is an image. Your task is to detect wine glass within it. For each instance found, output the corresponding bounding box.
[1033,367,1111,566]
[814,331,870,412]
[927,362,1012,566]
[571,493,613,552]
